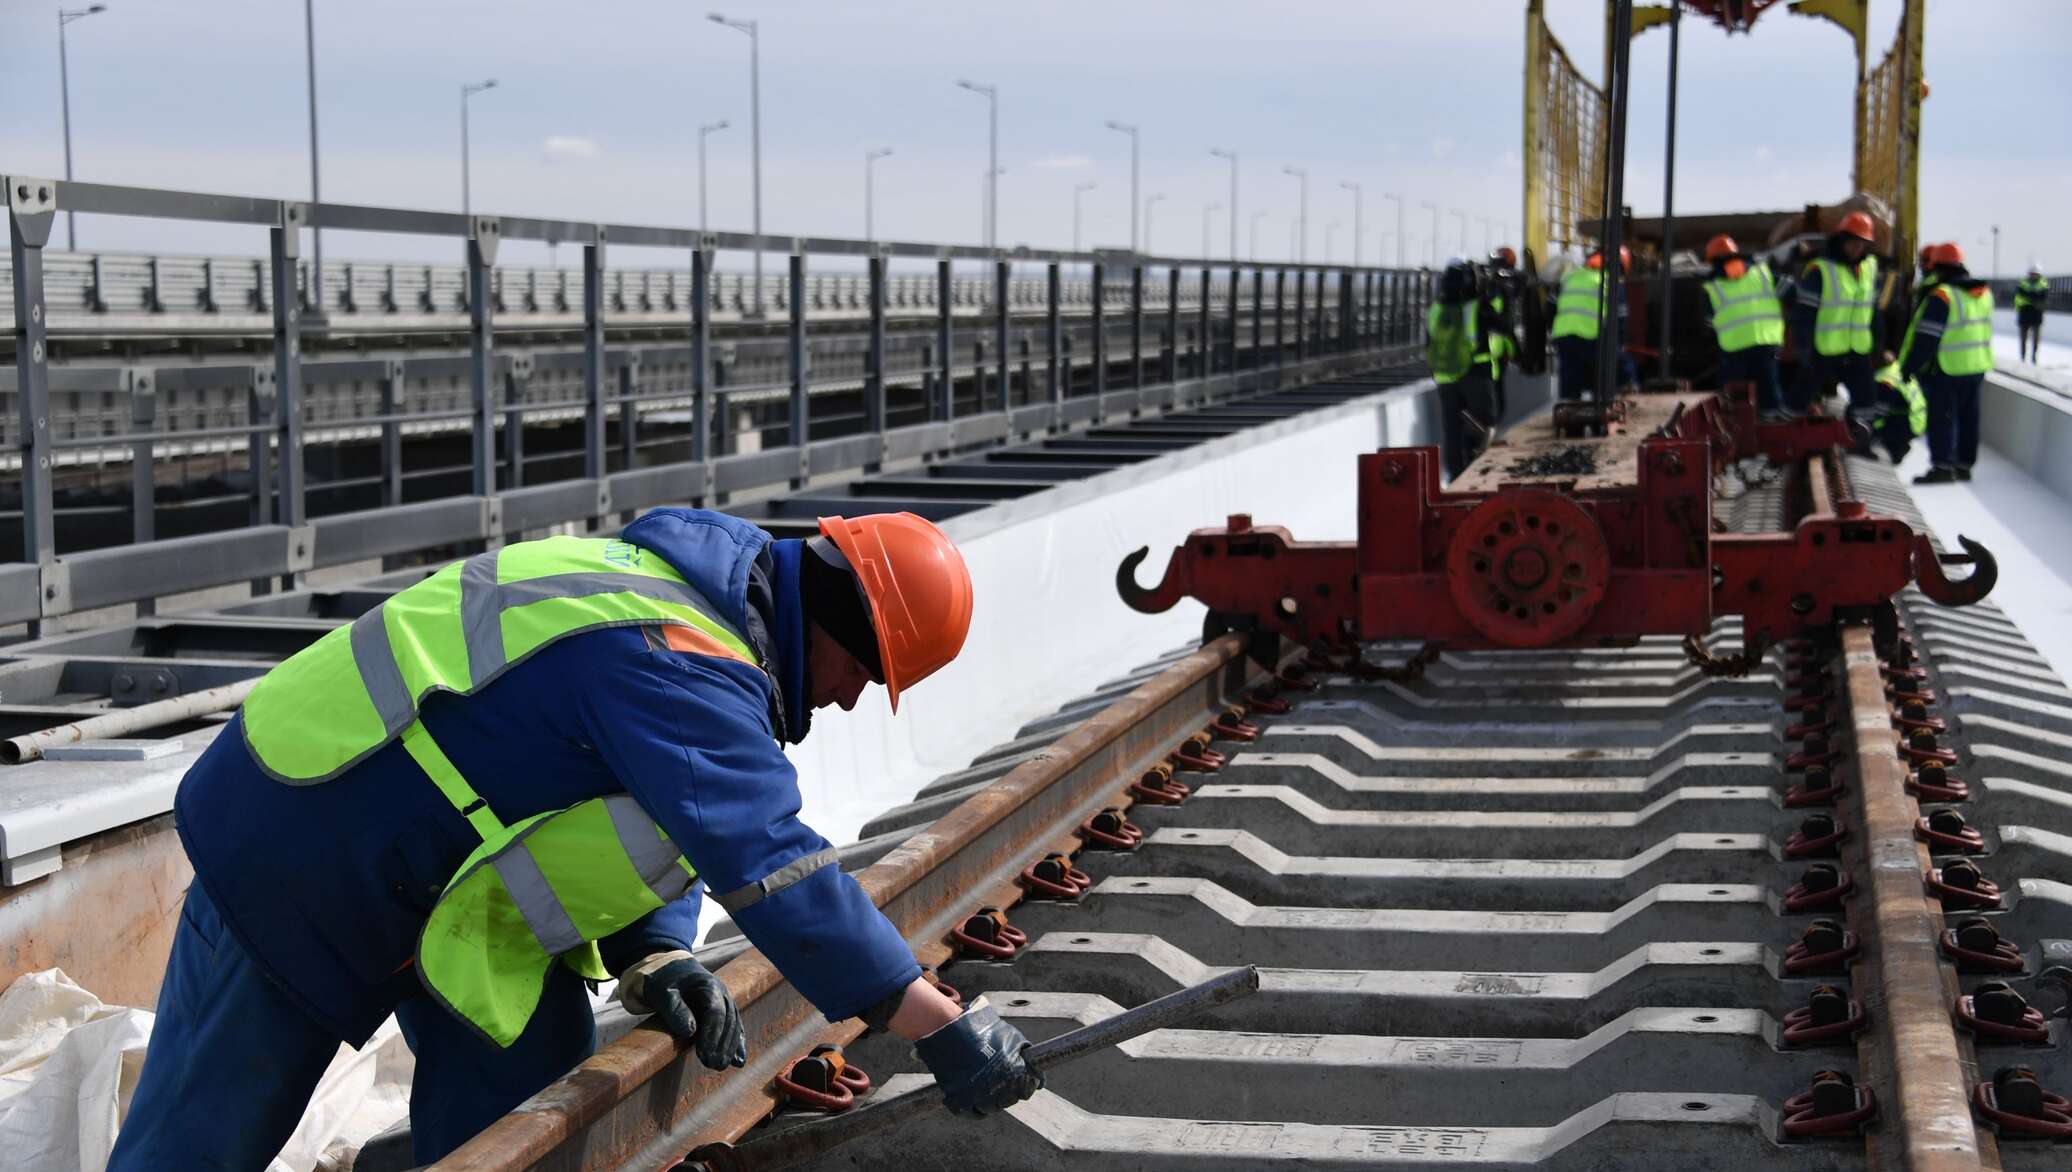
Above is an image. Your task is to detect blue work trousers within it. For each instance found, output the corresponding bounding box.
[1922,370,1983,470]
[107,882,596,1169]
[1718,345,1783,414]
[1554,336,1635,402]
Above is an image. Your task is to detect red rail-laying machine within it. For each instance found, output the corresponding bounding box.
[1117,387,1996,669]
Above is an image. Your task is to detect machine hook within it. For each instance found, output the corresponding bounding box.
[1116,546,1185,614]
[1913,534,1997,607]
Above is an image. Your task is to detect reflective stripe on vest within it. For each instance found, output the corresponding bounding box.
[1811,257,1878,356]
[1426,301,1485,385]
[1936,287,1996,376]
[1550,268,1603,341]
[1704,264,1783,352]
[243,535,754,783]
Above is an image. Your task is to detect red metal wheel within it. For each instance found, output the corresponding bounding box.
[1444,490,1611,648]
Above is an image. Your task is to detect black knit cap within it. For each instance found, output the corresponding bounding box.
[800,536,884,681]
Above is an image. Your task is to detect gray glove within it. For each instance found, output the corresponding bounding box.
[621,951,747,1071]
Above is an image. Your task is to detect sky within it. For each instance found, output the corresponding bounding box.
[0,0,2066,273]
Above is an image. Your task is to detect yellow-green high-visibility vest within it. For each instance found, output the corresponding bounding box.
[1932,286,1997,376]
[1704,263,1784,352]
[1810,256,1879,356]
[241,535,761,1046]
[1875,361,1927,436]
[2016,276,2048,312]
[1550,267,1604,341]
[1426,302,1486,385]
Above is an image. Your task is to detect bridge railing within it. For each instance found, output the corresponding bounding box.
[4,175,1431,632]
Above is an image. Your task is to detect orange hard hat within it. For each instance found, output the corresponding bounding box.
[1490,246,1518,268]
[1925,241,1965,268]
[1836,211,1877,243]
[1585,244,1633,272]
[1919,244,1935,268]
[817,512,973,711]
[1704,234,1740,262]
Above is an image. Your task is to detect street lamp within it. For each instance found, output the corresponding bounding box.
[56,4,108,251]
[1338,180,1363,265]
[1383,192,1406,267]
[1325,222,1340,262]
[698,119,729,237]
[709,13,764,312]
[1072,181,1097,252]
[1104,120,1140,252]
[1209,148,1238,260]
[460,78,498,221]
[1144,193,1167,254]
[1478,215,1496,255]
[864,147,892,241]
[1202,201,1222,261]
[1249,211,1269,262]
[956,79,999,249]
[1450,208,1468,257]
[303,0,323,310]
[1419,200,1438,266]
[1282,166,1308,263]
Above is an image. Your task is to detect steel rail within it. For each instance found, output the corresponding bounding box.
[1837,620,1998,1169]
[433,632,1286,1172]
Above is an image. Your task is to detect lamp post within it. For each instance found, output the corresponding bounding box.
[1383,192,1405,267]
[1338,180,1363,265]
[1209,147,1238,260]
[864,147,892,241]
[460,78,498,220]
[302,0,323,310]
[1325,222,1340,262]
[1249,211,1268,261]
[1144,193,1167,254]
[1105,120,1140,252]
[709,13,764,312]
[1282,166,1308,262]
[1073,181,1096,252]
[1419,200,1439,266]
[697,119,729,237]
[1450,208,1469,258]
[56,4,108,251]
[1202,201,1221,260]
[953,79,999,249]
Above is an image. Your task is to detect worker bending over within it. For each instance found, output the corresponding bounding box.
[1549,245,1634,401]
[1900,243,1995,483]
[109,509,1041,1167]
[1484,246,1524,418]
[1868,350,1927,464]
[1426,259,1506,478]
[2015,266,2049,363]
[1787,211,1881,420]
[1700,234,1785,417]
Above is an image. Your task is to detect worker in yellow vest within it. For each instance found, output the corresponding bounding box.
[1548,244,1634,402]
[1426,259,1503,477]
[1900,243,1996,483]
[1700,234,1785,417]
[2015,266,2049,363]
[1868,351,1927,464]
[1485,246,1523,418]
[1786,211,1882,423]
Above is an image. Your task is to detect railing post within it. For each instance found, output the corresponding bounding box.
[1045,260,1062,407]
[788,249,808,462]
[1227,267,1242,376]
[1293,267,1308,366]
[246,365,276,594]
[379,359,404,508]
[935,256,954,421]
[1129,262,1145,390]
[269,204,308,587]
[467,216,502,500]
[7,179,59,630]
[582,230,608,486]
[867,248,887,435]
[1273,269,1287,368]
[503,356,531,489]
[691,242,712,462]
[1091,261,1108,400]
[1197,266,1212,379]
[994,258,1011,412]
[1164,266,1180,386]
[618,357,641,475]
[126,367,155,616]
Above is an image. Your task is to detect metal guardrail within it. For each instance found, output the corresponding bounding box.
[5,176,1432,632]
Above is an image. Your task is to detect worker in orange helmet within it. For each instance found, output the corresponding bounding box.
[1900,242,1996,483]
[1787,210,1883,444]
[1701,234,1786,417]
[111,508,1036,1167]
[1549,244,1635,401]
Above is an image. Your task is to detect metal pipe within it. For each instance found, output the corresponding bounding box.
[1657,0,1681,380]
[1597,0,1635,402]
[3,679,260,765]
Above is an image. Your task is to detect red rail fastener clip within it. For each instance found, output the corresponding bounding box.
[1885,682,1936,708]
[1172,731,1227,773]
[1210,707,1262,742]
[1020,851,1093,900]
[1916,808,1987,854]
[1783,919,1860,975]
[1130,763,1193,805]
[775,1044,873,1112]
[1941,918,2026,974]
[1907,762,1970,803]
[1273,666,1319,692]
[1782,863,1855,913]
[1891,699,1947,736]
[1785,710,1833,741]
[1882,662,1929,685]
[1784,763,1844,808]
[1079,807,1144,851]
[1901,729,1960,767]
[1781,1070,1877,1138]
[1246,688,1293,716]
[1955,983,2051,1045]
[1784,814,1849,859]
[951,906,1028,960]
[1787,733,1839,772]
[1781,984,1868,1046]
[1925,860,2002,910]
[1974,1067,2072,1139]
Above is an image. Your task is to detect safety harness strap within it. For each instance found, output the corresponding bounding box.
[401,719,507,840]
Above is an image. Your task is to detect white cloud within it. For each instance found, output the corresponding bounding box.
[1430,137,1456,158]
[543,136,600,161]
[1031,153,1093,170]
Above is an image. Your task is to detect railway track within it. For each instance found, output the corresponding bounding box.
[425,453,2070,1171]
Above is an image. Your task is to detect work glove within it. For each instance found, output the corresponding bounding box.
[911,996,1044,1117]
[618,951,747,1071]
